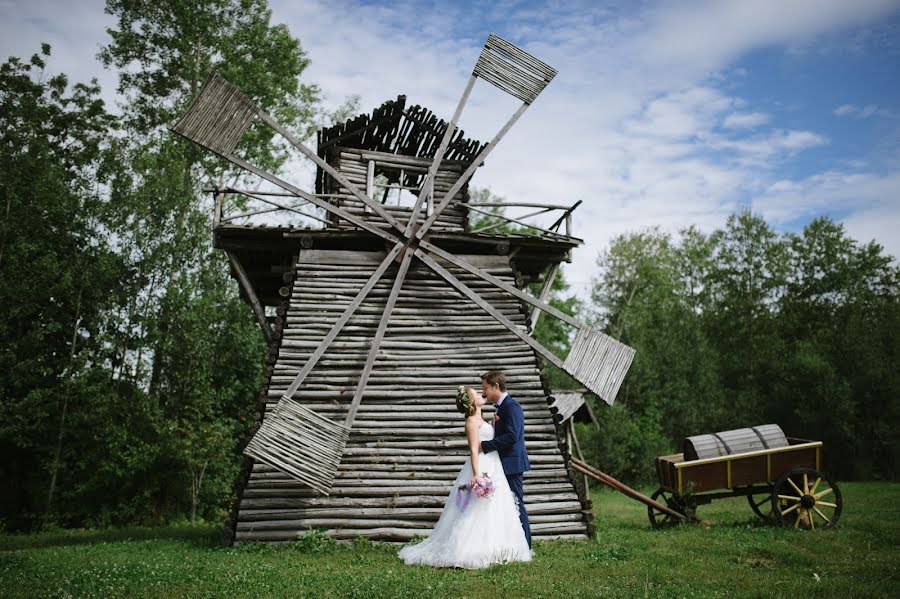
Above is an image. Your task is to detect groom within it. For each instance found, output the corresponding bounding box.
[479,370,532,548]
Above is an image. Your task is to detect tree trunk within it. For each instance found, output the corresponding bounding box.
[190,459,208,525]
[46,279,84,515]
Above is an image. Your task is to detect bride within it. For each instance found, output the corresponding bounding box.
[397,386,532,569]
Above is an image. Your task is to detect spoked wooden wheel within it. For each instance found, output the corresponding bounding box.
[772,467,842,530]
[747,491,775,523]
[648,488,688,529]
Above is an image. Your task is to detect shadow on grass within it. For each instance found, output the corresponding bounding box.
[0,524,225,551]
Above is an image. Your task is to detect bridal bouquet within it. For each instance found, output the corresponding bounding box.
[456,473,494,512]
[471,474,495,498]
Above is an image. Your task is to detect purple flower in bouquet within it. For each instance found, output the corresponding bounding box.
[455,473,494,511]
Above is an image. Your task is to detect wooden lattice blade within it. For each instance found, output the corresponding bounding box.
[169,71,404,236]
[244,401,349,495]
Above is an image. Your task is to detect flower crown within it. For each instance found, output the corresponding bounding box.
[455,385,471,415]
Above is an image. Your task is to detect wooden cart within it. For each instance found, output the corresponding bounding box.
[650,437,843,530]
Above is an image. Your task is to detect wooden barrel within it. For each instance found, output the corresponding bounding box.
[683,424,788,461]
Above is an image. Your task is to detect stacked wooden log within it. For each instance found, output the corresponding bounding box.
[229,249,591,543]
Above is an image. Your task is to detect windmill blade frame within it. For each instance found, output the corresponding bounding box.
[169,71,406,236]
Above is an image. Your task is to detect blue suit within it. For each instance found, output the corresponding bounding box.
[481,394,531,547]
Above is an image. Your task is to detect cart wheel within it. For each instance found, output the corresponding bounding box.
[648,488,687,529]
[747,492,774,522]
[772,467,842,530]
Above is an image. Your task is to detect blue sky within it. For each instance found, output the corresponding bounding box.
[2,0,899,296]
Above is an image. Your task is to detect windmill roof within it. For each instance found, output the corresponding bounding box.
[316,96,487,162]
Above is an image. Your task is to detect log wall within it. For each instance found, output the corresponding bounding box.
[228,248,592,544]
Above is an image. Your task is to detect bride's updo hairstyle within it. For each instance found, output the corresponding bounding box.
[455,385,477,418]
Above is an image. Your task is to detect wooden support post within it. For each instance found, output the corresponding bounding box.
[279,243,404,402]
[226,251,273,345]
[365,160,375,214]
[344,249,414,427]
[213,190,223,230]
[569,419,589,492]
[530,262,559,332]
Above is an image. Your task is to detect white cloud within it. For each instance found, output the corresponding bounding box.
[723,111,770,129]
[834,104,857,116]
[2,0,898,299]
[833,103,893,118]
[754,169,900,259]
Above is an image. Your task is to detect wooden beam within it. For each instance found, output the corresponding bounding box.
[413,249,566,371]
[344,249,414,427]
[414,103,529,241]
[257,111,407,236]
[418,240,580,328]
[467,205,568,239]
[405,74,477,236]
[549,200,582,232]
[279,243,404,402]
[530,262,559,331]
[235,192,331,226]
[226,250,273,345]
[472,207,554,234]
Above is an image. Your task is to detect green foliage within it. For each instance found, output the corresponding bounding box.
[1,482,897,598]
[292,528,339,554]
[0,46,129,530]
[589,210,900,483]
[1,0,322,532]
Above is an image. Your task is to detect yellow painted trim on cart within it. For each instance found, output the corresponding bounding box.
[816,446,821,470]
[674,441,824,469]
[726,460,732,488]
[766,454,772,482]
[677,468,683,494]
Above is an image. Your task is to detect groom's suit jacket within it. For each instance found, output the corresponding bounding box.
[481,394,530,474]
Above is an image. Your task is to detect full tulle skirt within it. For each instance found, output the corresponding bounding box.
[397,450,532,569]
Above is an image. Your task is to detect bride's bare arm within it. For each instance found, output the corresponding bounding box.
[465,417,481,479]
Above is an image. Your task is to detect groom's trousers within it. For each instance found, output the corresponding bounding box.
[506,472,531,548]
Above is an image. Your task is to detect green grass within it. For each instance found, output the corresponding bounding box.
[2,482,897,598]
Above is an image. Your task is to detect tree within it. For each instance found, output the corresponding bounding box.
[0,46,129,527]
[96,0,329,522]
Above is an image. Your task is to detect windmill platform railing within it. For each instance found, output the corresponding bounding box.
[209,186,583,241]
[468,199,582,239]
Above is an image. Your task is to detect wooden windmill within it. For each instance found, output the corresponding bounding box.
[170,33,635,543]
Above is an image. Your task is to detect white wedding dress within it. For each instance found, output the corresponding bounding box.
[397,421,532,569]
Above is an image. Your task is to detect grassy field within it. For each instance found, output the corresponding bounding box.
[2,482,897,598]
